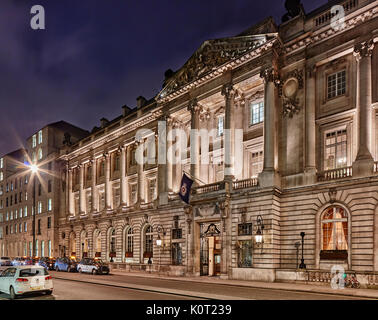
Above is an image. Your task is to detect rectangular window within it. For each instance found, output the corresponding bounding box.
[38,130,43,144]
[324,129,347,170]
[48,180,52,193]
[24,206,28,217]
[172,228,182,239]
[48,240,51,257]
[237,240,252,268]
[172,243,182,265]
[47,198,52,211]
[24,222,27,232]
[251,150,263,178]
[32,135,37,148]
[250,102,264,125]
[37,219,41,235]
[47,217,51,229]
[38,201,42,214]
[0,172,3,182]
[327,70,346,99]
[0,158,3,169]
[217,116,224,137]
[238,223,253,236]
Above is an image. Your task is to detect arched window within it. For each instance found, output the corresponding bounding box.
[109,229,116,254]
[144,225,153,258]
[125,227,134,257]
[94,230,102,257]
[321,206,348,251]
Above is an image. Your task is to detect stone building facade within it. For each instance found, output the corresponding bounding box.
[38,0,378,285]
[0,122,89,259]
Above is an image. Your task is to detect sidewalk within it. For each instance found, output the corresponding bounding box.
[109,269,378,299]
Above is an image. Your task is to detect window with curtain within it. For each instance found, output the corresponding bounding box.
[144,225,153,257]
[125,227,133,257]
[324,128,347,170]
[109,229,116,253]
[322,206,348,251]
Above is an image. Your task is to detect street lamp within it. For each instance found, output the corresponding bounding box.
[299,232,306,269]
[26,162,39,259]
[156,225,165,273]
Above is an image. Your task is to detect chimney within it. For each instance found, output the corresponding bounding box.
[122,105,132,117]
[136,96,147,109]
[100,118,109,128]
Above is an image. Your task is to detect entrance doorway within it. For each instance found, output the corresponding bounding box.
[200,223,221,276]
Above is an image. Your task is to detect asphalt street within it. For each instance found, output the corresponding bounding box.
[0,270,373,300]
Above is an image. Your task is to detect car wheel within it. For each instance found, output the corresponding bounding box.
[67,266,71,272]
[9,286,17,300]
[92,268,97,275]
[45,290,53,295]
[56,266,60,272]
[78,268,82,273]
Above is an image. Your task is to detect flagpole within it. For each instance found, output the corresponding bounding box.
[183,171,207,186]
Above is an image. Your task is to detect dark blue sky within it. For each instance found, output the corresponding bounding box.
[0,0,328,156]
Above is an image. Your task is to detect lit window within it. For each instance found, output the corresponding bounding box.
[24,222,27,232]
[38,130,43,144]
[217,116,224,137]
[0,172,3,182]
[38,148,43,160]
[251,150,263,178]
[327,70,346,99]
[125,227,134,256]
[324,128,347,170]
[47,198,52,211]
[24,206,28,217]
[32,135,37,148]
[322,206,348,251]
[250,102,264,125]
[144,225,153,257]
[0,158,3,168]
[38,201,42,214]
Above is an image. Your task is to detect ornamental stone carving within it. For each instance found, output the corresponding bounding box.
[279,69,304,118]
[354,38,375,59]
[221,83,236,99]
[260,67,280,84]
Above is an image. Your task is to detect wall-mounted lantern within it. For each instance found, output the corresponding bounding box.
[255,215,264,245]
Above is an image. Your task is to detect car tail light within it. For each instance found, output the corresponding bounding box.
[45,276,52,280]
[16,278,28,282]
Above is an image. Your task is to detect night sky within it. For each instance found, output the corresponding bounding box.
[0,0,328,156]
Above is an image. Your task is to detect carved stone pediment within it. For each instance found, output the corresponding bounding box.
[158,35,272,99]
[194,203,221,218]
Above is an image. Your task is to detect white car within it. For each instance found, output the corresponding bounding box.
[0,266,53,299]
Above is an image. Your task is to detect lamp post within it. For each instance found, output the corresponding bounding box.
[299,232,306,269]
[156,225,164,273]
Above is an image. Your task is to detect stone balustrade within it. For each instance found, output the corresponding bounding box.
[317,167,353,182]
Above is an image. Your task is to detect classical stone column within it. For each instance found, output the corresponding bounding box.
[304,64,317,184]
[91,159,98,213]
[158,117,168,205]
[79,164,86,215]
[258,67,281,188]
[136,140,144,204]
[353,38,375,177]
[234,90,245,180]
[222,83,236,180]
[188,99,201,185]
[120,145,127,207]
[68,169,74,216]
[104,153,112,210]
[166,117,174,192]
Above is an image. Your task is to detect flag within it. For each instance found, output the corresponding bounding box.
[179,173,193,204]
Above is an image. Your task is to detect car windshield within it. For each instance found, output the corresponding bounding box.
[19,268,49,277]
[1,257,10,260]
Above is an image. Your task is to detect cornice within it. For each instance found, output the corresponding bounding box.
[285,3,378,55]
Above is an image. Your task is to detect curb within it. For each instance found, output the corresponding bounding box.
[108,270,378,300]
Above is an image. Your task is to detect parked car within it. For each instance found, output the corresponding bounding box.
[0,257,12,267]
[38,257,56,270]
[11,257,25,266]
[54,257,77,272]
[77,258,110,275]
[0,266,53,299]
[23,257,36,266]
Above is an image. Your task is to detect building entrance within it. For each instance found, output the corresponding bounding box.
[200,223,221,276]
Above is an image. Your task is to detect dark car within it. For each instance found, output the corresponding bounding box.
[54,257,77,272]
[0,257,12,266]
[77,258,110,275]
[38,257,56,270]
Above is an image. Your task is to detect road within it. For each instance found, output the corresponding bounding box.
[0,270,373,300]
